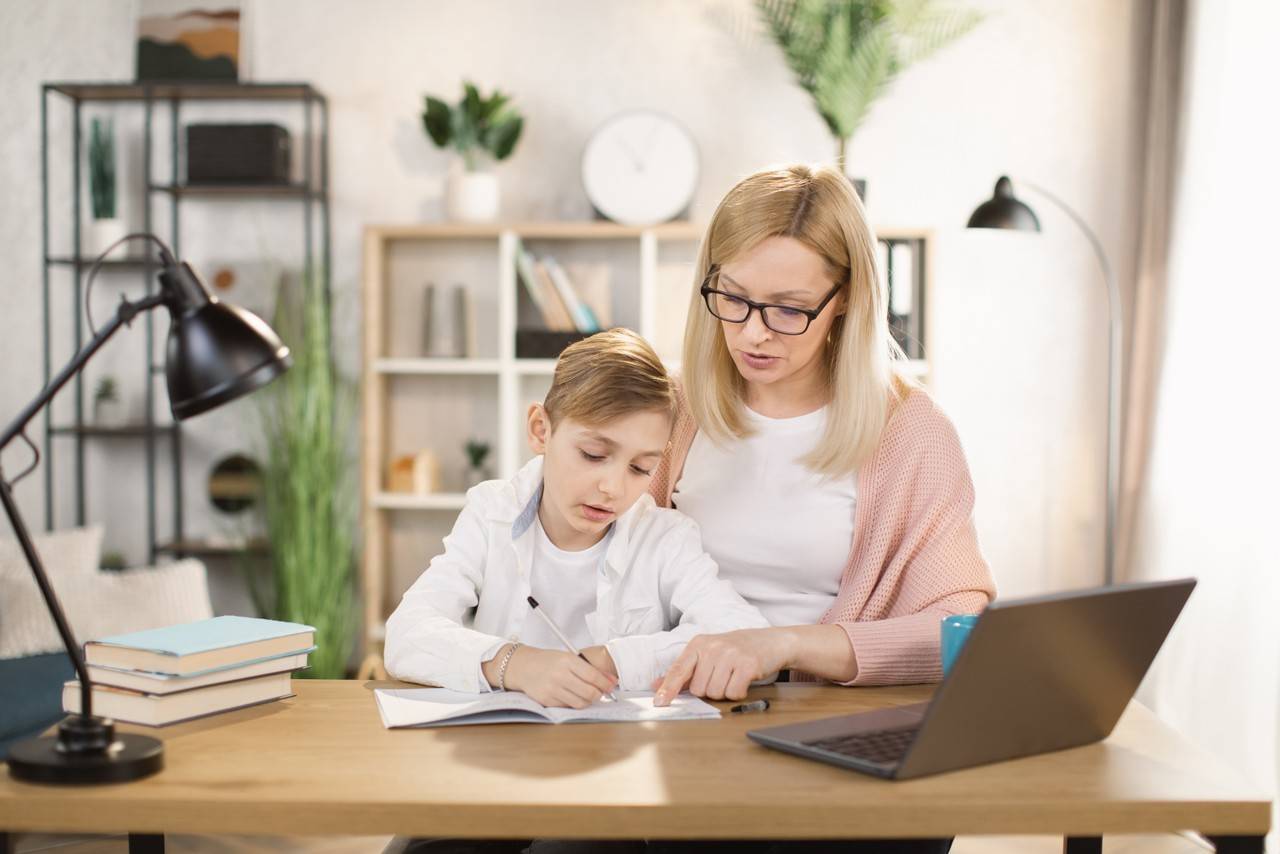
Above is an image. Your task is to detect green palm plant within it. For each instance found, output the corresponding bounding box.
[254,271,357,679]
[757,0,984,166]
[422,81,524,172]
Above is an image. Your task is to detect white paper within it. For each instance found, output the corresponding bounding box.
[375,688,721,729]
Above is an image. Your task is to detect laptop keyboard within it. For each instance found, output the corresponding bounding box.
[803,726,920,765]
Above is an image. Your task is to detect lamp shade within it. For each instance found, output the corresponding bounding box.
[160,261,292,420]
[966,176,1041,231]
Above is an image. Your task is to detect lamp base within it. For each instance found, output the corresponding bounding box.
[6,714,163,784]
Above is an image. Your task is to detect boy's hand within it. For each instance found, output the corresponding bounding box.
[580,645,619,679]
[505,645,618,708]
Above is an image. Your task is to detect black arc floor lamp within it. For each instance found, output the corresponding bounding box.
[966,176,1122,586]
[2,234,292,784]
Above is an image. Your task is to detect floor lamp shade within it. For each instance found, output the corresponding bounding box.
[967,176,1041,232]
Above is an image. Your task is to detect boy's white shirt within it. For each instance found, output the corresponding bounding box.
[384,456,770,693]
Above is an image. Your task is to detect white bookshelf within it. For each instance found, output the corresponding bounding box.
[359,221,933,677]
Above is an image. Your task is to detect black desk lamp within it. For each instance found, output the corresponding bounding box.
[2,234,292,784]
[966,176,1123,586]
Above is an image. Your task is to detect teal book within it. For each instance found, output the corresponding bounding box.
[85,615,315,677]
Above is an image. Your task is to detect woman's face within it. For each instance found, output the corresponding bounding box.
[714,236,844,399]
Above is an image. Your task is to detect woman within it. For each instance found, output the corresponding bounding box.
[646,163,996,854]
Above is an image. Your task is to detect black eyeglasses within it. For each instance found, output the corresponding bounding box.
[700,271,842,336]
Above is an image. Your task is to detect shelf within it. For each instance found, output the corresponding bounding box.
[514,359,558,376]
[373,492,468,511]
[373,221,705,241]
[47,257,155,270]
[375,358,501,376]
[149,183,317,199]
[50,424,177,438]
[155,539,270,557]
[46,81,321,102]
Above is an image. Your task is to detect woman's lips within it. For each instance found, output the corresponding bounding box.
[740,351,780,370]
[581,503,615,522]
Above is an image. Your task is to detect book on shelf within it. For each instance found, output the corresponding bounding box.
[84,615,315,677]
[516,245,612,334]
[564,261,612,328]
[514,240,549,316]
[86,650,310,694]
[544,256,601,333]
[64,671,295,726]
[374,687,720,729]
[531,259,577,331]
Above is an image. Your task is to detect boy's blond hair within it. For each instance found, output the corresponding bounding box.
[544,328,675,429]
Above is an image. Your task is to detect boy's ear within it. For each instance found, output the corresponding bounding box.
[527,403,550,454]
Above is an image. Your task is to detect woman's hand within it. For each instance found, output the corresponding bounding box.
[651,628,793,706]
[503,645,618,708]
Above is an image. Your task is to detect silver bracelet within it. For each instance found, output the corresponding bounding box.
[497,642,521,691]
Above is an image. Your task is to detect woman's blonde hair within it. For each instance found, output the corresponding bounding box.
[682,163,916,477]
[545,327,676,429]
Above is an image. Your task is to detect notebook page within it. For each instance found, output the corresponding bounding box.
[375,688,720,728]
[545,692,721,724]
[375,687,553,728]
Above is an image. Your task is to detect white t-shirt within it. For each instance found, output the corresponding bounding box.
[673,405,856,627]
[525,516,608,651]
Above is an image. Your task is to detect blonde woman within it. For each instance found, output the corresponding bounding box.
[646,164,996,854]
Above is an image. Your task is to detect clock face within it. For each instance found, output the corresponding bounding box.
[581,111,700,226]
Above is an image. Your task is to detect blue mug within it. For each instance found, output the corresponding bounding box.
[940,614,980,678]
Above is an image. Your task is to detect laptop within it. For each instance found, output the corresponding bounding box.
[746,578,1196,780]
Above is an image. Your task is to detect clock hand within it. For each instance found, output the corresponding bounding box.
[636,118,663,171]
[616,137,644,172]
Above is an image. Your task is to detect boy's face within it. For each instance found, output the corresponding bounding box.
[527,406,671,550]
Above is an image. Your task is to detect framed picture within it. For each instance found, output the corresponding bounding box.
[136,1,240,82]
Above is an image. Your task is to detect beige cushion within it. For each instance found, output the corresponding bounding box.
[0,524,212,657]
[0,526,103,658]
[81,558,213,642]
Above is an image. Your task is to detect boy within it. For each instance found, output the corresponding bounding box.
[384,328,768,707]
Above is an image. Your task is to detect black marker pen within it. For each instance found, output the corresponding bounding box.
[730,699,770,714]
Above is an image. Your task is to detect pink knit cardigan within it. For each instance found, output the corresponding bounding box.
[649,386,996,686]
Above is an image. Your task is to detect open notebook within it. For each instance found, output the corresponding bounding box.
[375,688,721,728]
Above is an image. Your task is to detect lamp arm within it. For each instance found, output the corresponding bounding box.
[1022,180,1124,586]
[0,292,166,718]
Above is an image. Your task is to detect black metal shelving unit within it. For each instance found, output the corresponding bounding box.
[40,81,330,563]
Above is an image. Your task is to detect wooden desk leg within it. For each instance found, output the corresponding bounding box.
[1,831,14,854]
[1206,836,1265,854]
[128,834,165,854]
[1062,838,1102,854]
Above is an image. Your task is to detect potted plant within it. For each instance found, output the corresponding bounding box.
[93,376,125,427]
[100,551,127,572]
[422,82,524,222]
[254,270,357,680]
[464,439,492,489]
[757,0,983,199]
[87,117,126,257]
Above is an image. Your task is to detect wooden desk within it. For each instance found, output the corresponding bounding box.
[0,681,1270,853]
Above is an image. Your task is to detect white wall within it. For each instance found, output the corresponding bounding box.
[0,0,1145,603]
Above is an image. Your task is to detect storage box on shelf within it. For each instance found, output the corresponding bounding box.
[358,222,931,677]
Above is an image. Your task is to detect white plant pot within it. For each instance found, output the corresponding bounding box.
[94,398,127,428]
[87,218,128,259]
[446,171,500,222]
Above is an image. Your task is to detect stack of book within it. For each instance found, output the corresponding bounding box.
[63,615,315,726]
[516,238,612,336]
